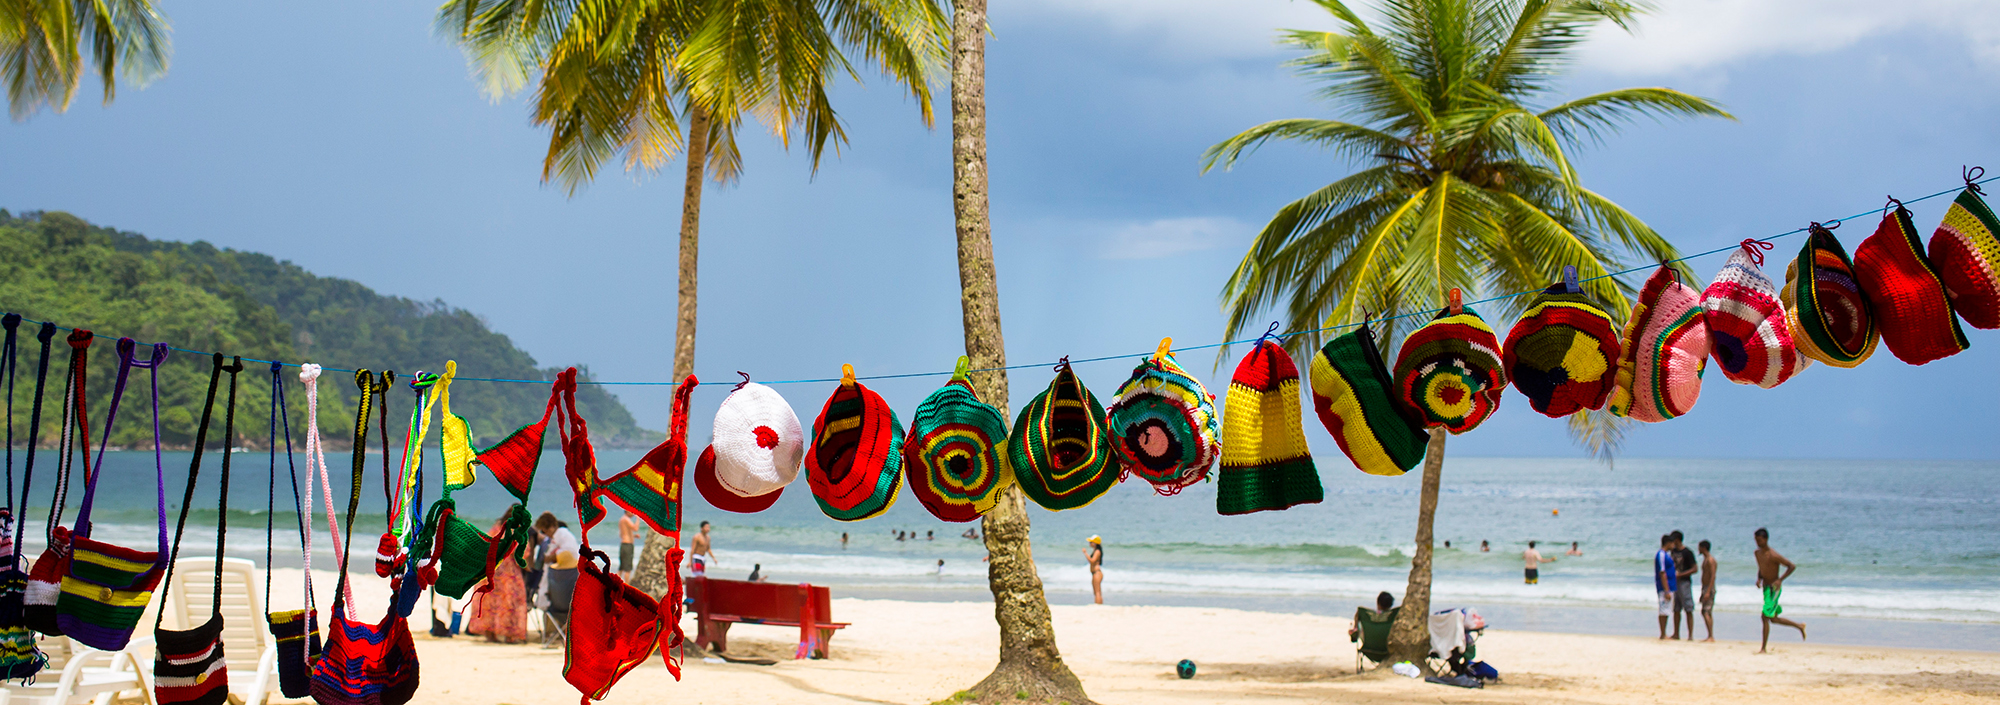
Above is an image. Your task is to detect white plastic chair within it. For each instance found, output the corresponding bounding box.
[155,557,278,705]
[0,636,154,705]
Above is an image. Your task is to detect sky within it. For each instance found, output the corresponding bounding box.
[6,0,2000,461]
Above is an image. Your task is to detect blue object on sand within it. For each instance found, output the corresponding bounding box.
[1176,659,1196,679]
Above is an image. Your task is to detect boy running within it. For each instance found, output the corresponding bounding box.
[1753,528,1806,653]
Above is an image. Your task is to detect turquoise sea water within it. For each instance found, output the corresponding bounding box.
[32,451,2000,647]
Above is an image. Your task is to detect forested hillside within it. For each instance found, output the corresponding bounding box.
[0,210,655,448]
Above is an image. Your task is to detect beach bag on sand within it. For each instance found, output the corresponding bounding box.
[1394,301,1506,434]
[1219,338,1322,515]
[1106,344,1219,496]
[806,366,905,522]
[1702,241,1808,388]
[311,371,420,705]
[0,318,56,680]
[905,358,1014,521]
[1783,222,1878,368]
[1855,198,1969,365]
[1929,168,2000,329]
[1010,359,1119,512]
[26,330,95,637]
[1608,266,1709,423]
[1310,323,1427,477]
[58,339,174,652]
[1502,273,1622,416]
[152,354,242,705]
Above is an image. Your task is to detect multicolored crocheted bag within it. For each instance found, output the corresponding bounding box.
[1929,168,2000,329]
[1855,198,1969,365]
[904,358,1014,522]
[1310,323,1427,477]
[0,318,56,680]
[806,366,905,522]
[1608,266,1709,422]
[310,370,420,705]
[1702,241,1807,388]
[153,354,241,705]
[1393,303,1506,434]
[1218,339,1322,515]
[1502,278,1621,416]
[1009,359,1119,512]
[1106,342,1219,495]
[1783,223,1878,368]
[59,339,176,652]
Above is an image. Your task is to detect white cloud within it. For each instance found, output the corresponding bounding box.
[1009,0,1328,59]
[1097,216,1246,259]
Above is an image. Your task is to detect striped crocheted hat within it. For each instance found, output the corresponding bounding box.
[903,358,1014,522]
[1701,241,1808,388]
[1393,306,1505,434]
[1929,172,2000,329]
[1008,359,1118,512]
[1218,339,1323,515]
[1309,323,1426,477]
[1608,265,1709,422]
[696,379,804,513]
[1856,199,1969,365]
[1501,282,1620,417]
[1107,341,1219,495]
[806,366,905,522]
[1783,223,1878,368]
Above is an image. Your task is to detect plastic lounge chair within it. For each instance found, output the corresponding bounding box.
[1349,606,1398,672]
[156,557,279,705]
[0,637,154,705]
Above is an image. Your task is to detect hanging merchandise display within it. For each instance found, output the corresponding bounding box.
[1928,168,2000,329]
[476,370,562,504]
[1009,358,1119,512]
[805,366,906,522]
[1218,337,1323,515]
[695,376,805,514]
[1502,271,1622,416]
[904,357,1014,521]
[263,362,318,699]
[1702,241,1808,388]
[1783,222,1879,368]
[1609,266,1710,422]
[0,317,54,680]
[310,370,420,705]
[408,364,512,600]
[1106,342,1220,495]
[57,339,174,651]
[152,354,242,705]
[25,329,91,637]
[283,364,347,699]
[1394,297,1507,434]
[1310,322,1427,477]
[1855,198,1970,365]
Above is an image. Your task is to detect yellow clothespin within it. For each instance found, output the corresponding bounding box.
[841,363,857,387]
[1153,337,1173,364]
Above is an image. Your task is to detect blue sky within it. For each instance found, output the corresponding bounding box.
[6,0,2000,460]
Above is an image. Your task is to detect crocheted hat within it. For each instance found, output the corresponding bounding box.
[903,358,1014,523]
[1106,340,1220,495]
[695,379,804,514]
[1218,339,1322,515]
[1393,303,1506,434]
[1608,265,1709,422]
[1008,359,1119,512]
[1501,279,1621,417]
[1701,241,1808,388]
[1929,171,2000,329]
[1309,323,1427,477]
[1782,223,1878,368]
[1855,199,1969,365]
[806,366,905,522]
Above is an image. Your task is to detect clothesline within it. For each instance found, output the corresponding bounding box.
[8,172,1996,388]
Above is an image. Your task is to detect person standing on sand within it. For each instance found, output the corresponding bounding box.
[690,521,716,577]
[1698,540,1718,643]
[1655,534,1677,639]
[617,511,640,580]
[1084,535,1105,605]
[1523,541,1555,584]
[1672,531,1697,639]
[1754,528,1806,653]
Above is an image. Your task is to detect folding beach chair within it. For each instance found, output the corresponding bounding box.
[1349,606,1398,672]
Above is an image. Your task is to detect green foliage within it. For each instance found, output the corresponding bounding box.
[0,0,172,120]
[0,210,655,449]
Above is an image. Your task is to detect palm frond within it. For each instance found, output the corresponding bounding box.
[1540,87,1732,147]
[1566,408,1629,468]
[1201,119,1410,173]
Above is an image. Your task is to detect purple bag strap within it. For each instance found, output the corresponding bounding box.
[73,339,147,539]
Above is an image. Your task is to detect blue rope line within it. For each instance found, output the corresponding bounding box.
[8,173,1994,389]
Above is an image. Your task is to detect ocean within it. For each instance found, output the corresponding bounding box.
[28,451,2000,649]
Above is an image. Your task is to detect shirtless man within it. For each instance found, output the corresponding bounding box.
[1753,528,1806,653]
[1698,540,1718,642]
[617,511,640,580]
[1523,540,1555,585]
[1566,541,1582,557]
[690,521,716,577]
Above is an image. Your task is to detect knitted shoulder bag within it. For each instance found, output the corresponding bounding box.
[0,317,55,680]
[151,354,240,705]
[265,361,323,699]
[55,338,173,651]
[23,329,91,636]
[310,370,421,705]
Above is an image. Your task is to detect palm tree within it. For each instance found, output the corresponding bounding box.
[947,3,1090,702]
[434,0,948,597]
[2,0,171,120]
[1202,0,1729,666]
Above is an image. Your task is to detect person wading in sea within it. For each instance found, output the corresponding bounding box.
[1754,527,1806,653]
[1523,540,1555,585]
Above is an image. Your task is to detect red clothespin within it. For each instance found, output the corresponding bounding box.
[1447,288,1463,315]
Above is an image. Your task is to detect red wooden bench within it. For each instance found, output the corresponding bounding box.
[687,577,849,658]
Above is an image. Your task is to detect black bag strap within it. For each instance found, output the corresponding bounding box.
[156,354,232,630]
[11,323,56,566]
[266,361,309,616]
[331,370,380,614]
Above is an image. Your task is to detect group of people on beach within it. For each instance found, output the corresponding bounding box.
[1653,528,1804,652]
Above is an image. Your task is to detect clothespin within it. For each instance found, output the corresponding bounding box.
[952,356,972,381]
[1153,337,1173,365]
[841,364,857,387]
[1562,266,1580,294]
[1447,288,1463,315]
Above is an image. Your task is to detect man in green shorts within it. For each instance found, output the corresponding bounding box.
[1753,527,1806,653]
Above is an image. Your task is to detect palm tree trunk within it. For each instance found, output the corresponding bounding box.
[951,2,1088,703]
[1388,427,1447,669]
[633,106,713,601]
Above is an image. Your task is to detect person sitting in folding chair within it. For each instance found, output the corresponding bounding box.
[1347,591,1399,672]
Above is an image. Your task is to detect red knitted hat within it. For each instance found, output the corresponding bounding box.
[1854,199,1969,365]
[1929,171,2000,329]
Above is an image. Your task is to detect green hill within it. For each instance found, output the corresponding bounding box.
[0,209,656,449]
